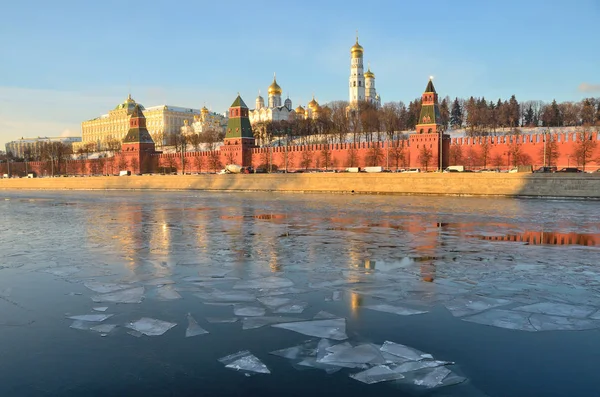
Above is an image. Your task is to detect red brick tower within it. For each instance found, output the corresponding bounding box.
[221,95,255,166]
[120,104,156,174]
[409,78,450,171]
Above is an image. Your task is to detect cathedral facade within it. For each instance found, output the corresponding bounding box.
[249,74,296,124]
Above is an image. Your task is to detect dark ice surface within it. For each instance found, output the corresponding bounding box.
[0,191,599,396]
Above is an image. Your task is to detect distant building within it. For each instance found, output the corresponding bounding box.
[186,106,227,135]
[249,74,297,124]
[5,136,82,159]
[75,94,200,152]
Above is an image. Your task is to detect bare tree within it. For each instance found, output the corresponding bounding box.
[449,145,463,165]
[300,150,313,170]
[418,145,433,171]
[572,129,598,171]
[193,155,205,173]
[346,145,359,167]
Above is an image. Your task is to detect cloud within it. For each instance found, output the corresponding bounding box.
[578,83,600,93]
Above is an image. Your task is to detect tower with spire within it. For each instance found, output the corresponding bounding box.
[121,104,157,174]
[222,94,255,166]
[409,78,449,170]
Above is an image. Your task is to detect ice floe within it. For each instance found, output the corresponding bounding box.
[126,317,177,336]
[272,318,348,340]
[92,286,145,304]
[185,313,209,337]
[233,277,294,290]
[363,304,428,316]
[234,305,266,317]
[67,314,113,322]
[219,350,270,374]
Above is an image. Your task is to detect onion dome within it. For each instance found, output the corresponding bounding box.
[115,94,144,112]
[308,96,319,110]
[295,105,305,114]
[268,73,282,95]
[350,37,364,58]
[284,97,292,110]
[364,66,375,79]
[201,105,209,114]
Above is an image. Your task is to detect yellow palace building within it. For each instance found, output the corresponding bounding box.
[74,94,199,152]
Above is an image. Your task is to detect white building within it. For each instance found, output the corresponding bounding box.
[249,74,296,124]
[186,106,227,135]
[349,36,380,108]
[6,136,82,159]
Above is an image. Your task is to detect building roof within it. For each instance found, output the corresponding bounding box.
[230,95,248,108]
[122,105,155,144]
[425,79,436,93]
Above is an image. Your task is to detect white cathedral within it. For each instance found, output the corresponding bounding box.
[349,35,380,108]
[249,74,296,124]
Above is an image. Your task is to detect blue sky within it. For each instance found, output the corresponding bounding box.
[1,0,598,148]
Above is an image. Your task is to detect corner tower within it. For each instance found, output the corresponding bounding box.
[121,104,156,174]
[348,34,365,107]
[222,94,255,166]
[409,78,449,171]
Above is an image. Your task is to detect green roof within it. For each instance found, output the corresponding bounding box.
[123,105,154,144]
[230,95,248,108]
[425,79,436,93]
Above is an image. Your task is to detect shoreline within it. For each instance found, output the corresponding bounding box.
[2,173,600,199]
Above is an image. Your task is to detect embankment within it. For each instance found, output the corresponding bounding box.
[1,173,599,198]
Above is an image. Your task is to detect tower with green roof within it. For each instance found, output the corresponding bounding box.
[120,104,157,174]
[222,94,255,166]
[409,78,449,171]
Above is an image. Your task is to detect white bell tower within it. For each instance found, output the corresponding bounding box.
[349,33,365,106]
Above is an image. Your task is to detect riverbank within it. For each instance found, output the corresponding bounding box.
[1,173,599,198]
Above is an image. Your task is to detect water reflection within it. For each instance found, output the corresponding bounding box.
[477,231,599,246]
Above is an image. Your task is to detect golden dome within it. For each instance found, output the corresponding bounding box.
[201,106,209,113]
[308,96,319,109]
[268,73,282,95]
[295,105,305,114]
[364,67,375,79]
[351,38,363,58]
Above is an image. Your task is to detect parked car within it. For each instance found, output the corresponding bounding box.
[557,167,582,173]
[405,168,421,173]
[534,166,557,173]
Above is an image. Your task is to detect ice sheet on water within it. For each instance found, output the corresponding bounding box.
[324,291,342,301]
[392,360,450,374]
[412,366,452,388]
[350,365,406,384]
[186,313,209,337]
[513,302,596,318]
[528,313,600,331]
[313,311,338,320]
[67,314,113,322]
[234,305,266,317]
[93,307,108,312]
[272,318,348,340]
[84,281,132,294]
[444,295,512,317]
[257,296,291,309]
[195,291,256,303]
[233,277,294,290]
[259,287,309,296]
[319,344,385,367]
[463,309,537,331]
[126,317,177,336]
[242,316,303,330]
[42,266,81,277]
[0,287,12,297]
[92,287,145,304]
[70,320,93,330]
[144,278,176,286]
[219,350,270,374]
[274,302,308,314]
[206,317,239,324]
[90,324,117,334]
[155,285,182,301]
[380,341,430,361]
[363,304,428,316]
[270,340,318,359]
[590,310,600,320]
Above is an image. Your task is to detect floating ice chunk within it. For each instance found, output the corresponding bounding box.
[393,360,449,374]
[363,304,428,316]
[462,309,537,331]
[274,302,308,314]
[195,291,256,303]
[234,277,294,290]
[513,302,596,318]
[413,366,452,388]
[92,286,145,304]
[270,340,318,359]
[296,358,343,374]
[127,330,143,338]
[67,314,113,322]
[242,316,302,330]
[219,350,270,374]
[93,307,108,312]
[155,285,182,301]
[197,268,234,278]
[259,287,308,296]
[90,324,117,334]
[350,365,406,384]
[257,296,291,309]
[313,311,338,320]
[380,341,429,361]
[591,310,600,320]
[234,305,266,317]
[206,317,239,324]
[326,342,352,354]
[309,280,348,289]
[70,320,93,330]
[444,295,512,317]
[272,318,348,340]
[529,313,600,331]
[186,313,209,337]
[126,317,177,336]
[42,266,81,277]
[144,278,176,286]
[84,281,131,294]
[319,344,385,367]
[324,291,342,301]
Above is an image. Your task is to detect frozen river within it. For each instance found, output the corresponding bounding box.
[0,191,599,396]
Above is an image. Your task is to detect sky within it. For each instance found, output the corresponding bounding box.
[1,0,599,148]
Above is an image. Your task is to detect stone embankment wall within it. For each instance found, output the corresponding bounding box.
[1,174,599,198]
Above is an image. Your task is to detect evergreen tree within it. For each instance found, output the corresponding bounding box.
[551,100,562,127]
[524,105,534,126]
[450,98,463,129]
[508,95,520,128]
[581,99,595,125]
[439,97,450,131]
